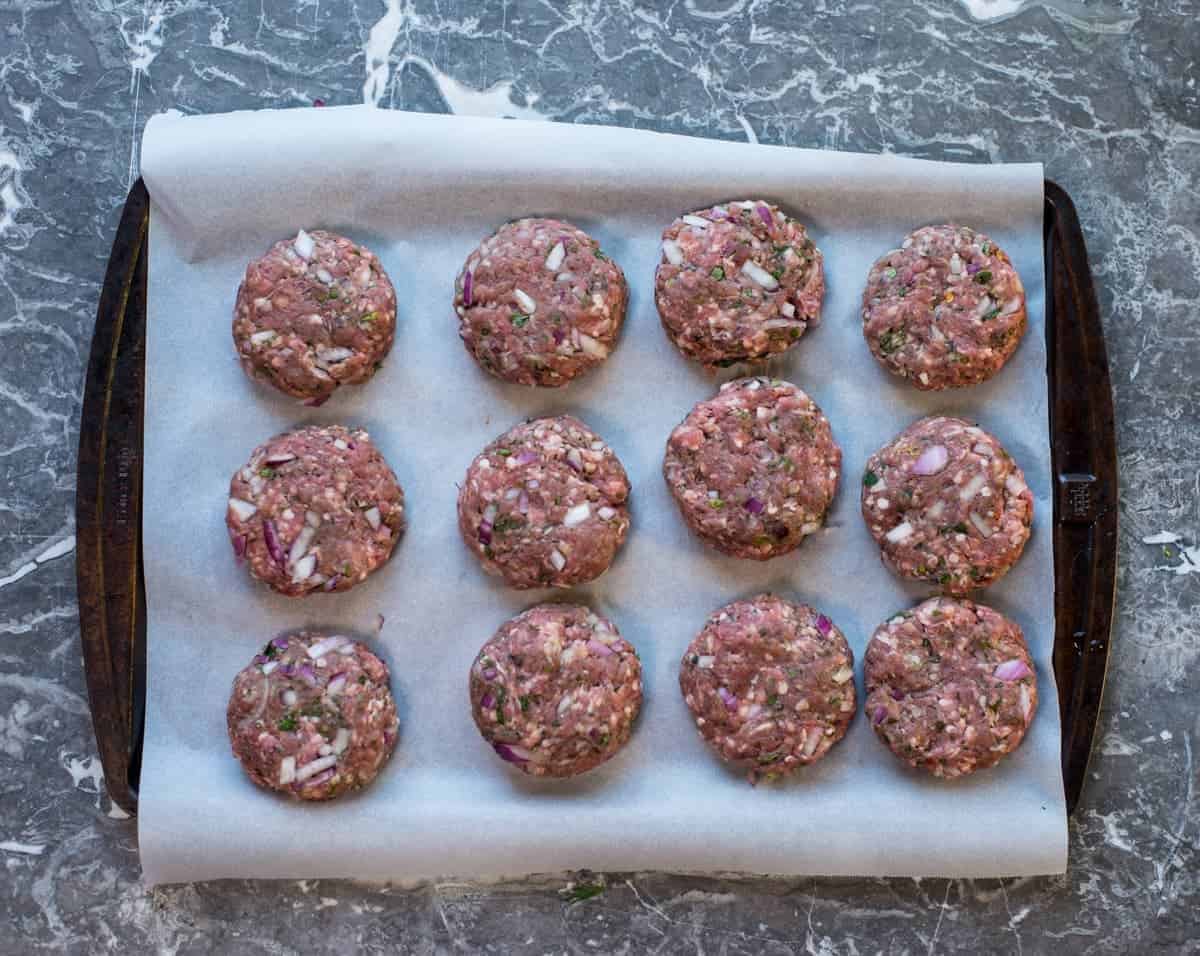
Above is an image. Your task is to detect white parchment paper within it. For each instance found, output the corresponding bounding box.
[137,106,1067,885]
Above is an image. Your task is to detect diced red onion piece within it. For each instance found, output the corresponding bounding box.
[1005,473,1027,496]
[661,238,684,265]
[816,614,832,636]
[364,506,381,530]
[780,302,796,318]
[994,659,1032,681]
[717,686,738,711]
[302,767,336,788]
[513,288,537,313]
[298,664,318,686]
[326,673,347,696]
[912,444,949,476]
[262,519,284,565]
[544,241,566,271]
[578,333,608,359]
[232,534,247,562]
[959,473,987,502]
[1003,296,1022,314]
[263,451,297,465]
[462,269,473,306]
[303,394,330,407]
[549,549,566,571]
[261,661,278,676]
[483,668,498,680]
[483,503,498,524]
[478,522,492,545]
[518,492,530,514]
[307,635,351,659]
[872,705,887,726]
[587,639,614,657]
[228,497,257,521]
[802,728,822,757]
[1020,684,1033,719]
[322,574,341,592]
[278,757,296,785]
[493,742,532,764]
[740,259,779,290]
[293,229,315,260]
[249,329,276,345]
[295,755,338,781]
[282,689,297,708]
[516,449,539,465]
[967,262,981,275]
[288,524,317,565]
[885,521,913,543]
[756,204,773,226]
[890,688,905,701]
[271,636,290,650]
[552,327,565,345]
[597,505,615,520]
[968,511,995,539]
[332,728,352,754]
[480,692,495,709]
[563,503,590,527]
[290,552,317,583]
[566,448,583,472]
[744,496,764,514]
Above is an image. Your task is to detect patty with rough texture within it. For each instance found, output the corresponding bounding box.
[227,632,399,800]
[864,597,1037,778]
[469,604,642,777]
[655,200,824,368]
[233,229,396,403]
[227,425,404,596]
[457,415,631,589]
[861,416,1032,593]
[862,224,1026,390]
[663,377,841,560]
[454,218,627,386]
[679,594,856,783]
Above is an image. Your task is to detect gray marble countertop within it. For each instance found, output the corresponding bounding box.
[1,1,1197,952]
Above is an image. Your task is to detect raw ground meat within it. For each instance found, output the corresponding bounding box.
[227,632,399,800]
[861,415,1032,593]
[679,594,856,783]
[454,218,627,386]
[469,604,642,777]
[663,377,841,560]
[863,596,1037,778]
[655,200,824,369]
[862,224,1026,390]
[457,415,630,589]
[233,229,396,402]
[227,424,404,596]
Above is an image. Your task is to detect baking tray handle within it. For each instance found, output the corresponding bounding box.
[1045,180,1118,815]
[76,179,150,815]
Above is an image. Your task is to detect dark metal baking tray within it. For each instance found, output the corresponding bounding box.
[76,178,1117,817]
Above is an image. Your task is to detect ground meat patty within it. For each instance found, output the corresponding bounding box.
[469,604,642,777]
[454,218,627,386]
[233,229,396,402]
[457,415,630,589]
[227,632,399,800]
[862,416,1032,593]
[679,594,855,783]
[655,200,824,368]
[862,224,1026,390]
[227,425,404,596]
[663,377,841,560]
[864,597,1037,778]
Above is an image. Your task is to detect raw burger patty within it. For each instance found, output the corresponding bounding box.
[227,632,399,800]
[469,603,643,778]
[233,229,396,402]
[457,415,631,589]
[454,218,627,386]
[227,424,404,596]
[655,200,824,368]
[862,224,1026,390]
[861,416,1032,593]
[663,377,841,559]
[679,594,856,783]
[864,597,1037,778]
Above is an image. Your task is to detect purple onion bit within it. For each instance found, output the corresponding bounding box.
[298,664,319,687]
[232,534,247,563]
[744,496,765,515]
[270,636,290,650]
[262,519,284,566]
[586,639,614,658]
[303,767,337,788]
[967,262,982,275]
[322,574,341,592]
[815,614,832,637]
[515,449,539,465]
[493,742,532,764]
[303,393,330,408]
[552,327,566,345]
[889,688,905,701]
[872,705,888,726]
[756,204,773,227]
[482,668,498,680]
[480,692,496,710]
[994,659,1033,681]
[716,686,738,712]
[462,269,474,307]
[478,522,493,546]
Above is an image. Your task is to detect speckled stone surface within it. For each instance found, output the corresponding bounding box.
[1,0,1197,952]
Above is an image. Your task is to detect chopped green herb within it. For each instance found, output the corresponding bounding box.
[767,694,783,710]
[259,467,276,479]
[302,701,323,717]
[519,695,530,713]
[509,313,530,328]
[479,326,491,337]
[359,311,377,324]
[326,287,340,299]
[863,470,880,487]
[496,448,512,457]
[358,675,368,685]
[879,328,906,354]
[495,687,507,725]
[493,514,524,534]
[975,270,993,284]
[980,241,993,254]
[277,714,297,732]
[884,267,897,280]
[757,751,782,765]
[982,307,1000,321]
[938,572,952,585]
[922,637,942,662]
[708,498,725,509]
[942,522,969,535]
[562,882,606,902]
[770,268,784,280]
[753,535,774,548]
[262,641,278,660]
[689,654,699,666]
[593,248,607,260]
[710,266,725,280]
